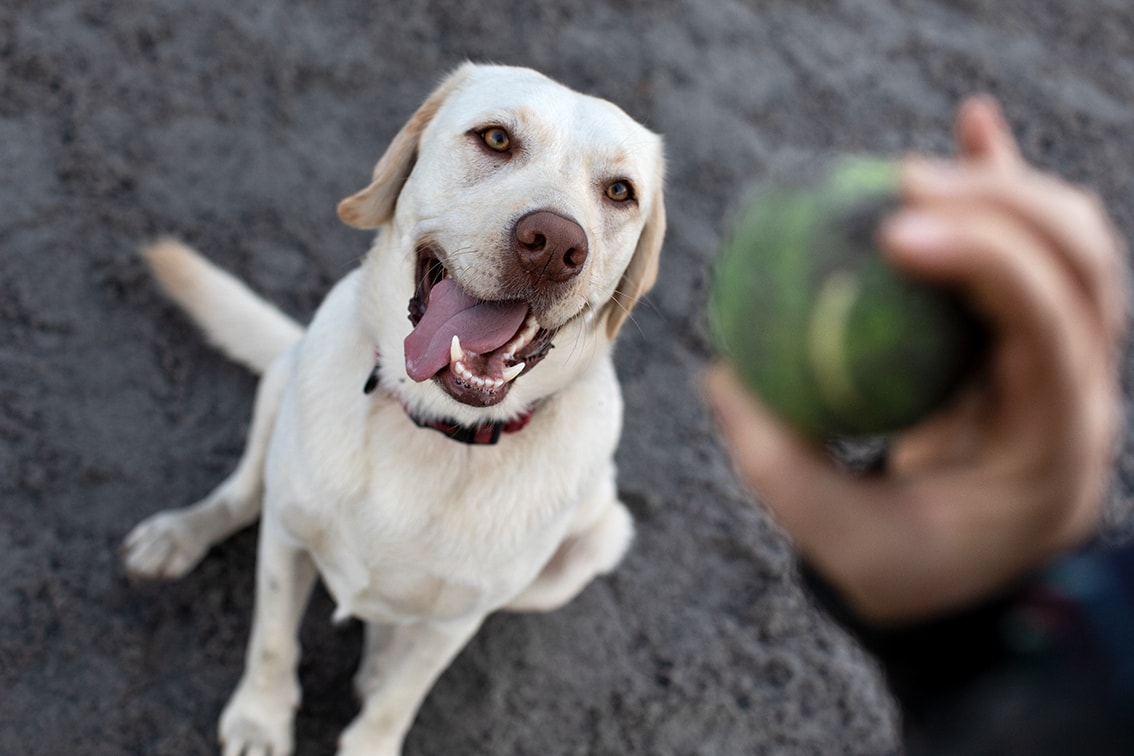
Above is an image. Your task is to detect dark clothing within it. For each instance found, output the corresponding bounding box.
[804,543,1134,755]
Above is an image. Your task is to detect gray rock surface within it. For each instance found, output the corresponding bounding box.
[3,1,1133,754]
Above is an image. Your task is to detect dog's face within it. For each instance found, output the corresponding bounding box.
[339,64,665,411]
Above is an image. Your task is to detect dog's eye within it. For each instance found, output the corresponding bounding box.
[481,127,511,153]
[605,180,635,203]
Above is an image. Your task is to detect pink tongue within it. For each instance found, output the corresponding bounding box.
[404,279,529,382]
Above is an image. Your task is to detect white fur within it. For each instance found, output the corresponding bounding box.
[123,63,665,756]
[143,238,304,373]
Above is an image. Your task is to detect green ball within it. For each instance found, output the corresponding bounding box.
[709,156,983,439]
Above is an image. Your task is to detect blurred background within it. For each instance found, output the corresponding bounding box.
[2,1,1132,753]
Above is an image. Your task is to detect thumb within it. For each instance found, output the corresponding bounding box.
[702,363,899,561]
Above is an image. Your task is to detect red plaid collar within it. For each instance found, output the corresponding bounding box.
[407,409,535,445]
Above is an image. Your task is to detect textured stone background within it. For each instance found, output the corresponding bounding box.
[3,1,1133,754]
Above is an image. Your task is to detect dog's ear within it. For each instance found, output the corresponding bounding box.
[337,67,471,229]
[604,183,666,339]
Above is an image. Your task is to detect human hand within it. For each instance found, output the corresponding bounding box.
[703,97,1128,624]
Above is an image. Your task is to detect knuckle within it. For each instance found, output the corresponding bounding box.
[1067,186,1105,228]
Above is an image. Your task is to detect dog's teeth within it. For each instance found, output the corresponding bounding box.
[503,316,541,357]
[501,363,525,383]
[452,335,524,390]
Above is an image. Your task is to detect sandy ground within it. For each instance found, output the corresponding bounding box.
[3,1,1134,754]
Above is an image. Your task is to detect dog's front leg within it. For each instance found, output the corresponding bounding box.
[339,616,484,756]
[123,350,292,580]
[504,468,634,613]
[219,515,317,756]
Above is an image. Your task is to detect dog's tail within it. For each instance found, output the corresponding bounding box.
[143,238,304,374]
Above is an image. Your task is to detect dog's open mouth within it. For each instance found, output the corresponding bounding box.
[404,245,555,407]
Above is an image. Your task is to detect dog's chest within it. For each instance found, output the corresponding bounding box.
[271,412,591,623]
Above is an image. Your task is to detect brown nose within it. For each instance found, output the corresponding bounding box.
[512,211,589,284]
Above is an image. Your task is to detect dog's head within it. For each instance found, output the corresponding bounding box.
[339,64,665,417]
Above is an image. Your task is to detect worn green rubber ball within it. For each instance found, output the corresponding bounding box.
[709,156,983,439]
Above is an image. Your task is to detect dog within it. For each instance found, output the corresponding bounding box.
[123,63,666,755]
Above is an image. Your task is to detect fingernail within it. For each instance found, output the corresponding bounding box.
[882,210,953,252]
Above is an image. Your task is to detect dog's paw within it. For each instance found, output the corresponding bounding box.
[121,510,209,580]
[220,681,296,756]
[221,719,292,756]
[337,717,402,756]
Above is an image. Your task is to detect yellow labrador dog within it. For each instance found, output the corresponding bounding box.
[123,63,665,755]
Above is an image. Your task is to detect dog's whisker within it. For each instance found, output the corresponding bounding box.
[605,285,650,338]
[558,298,595,366]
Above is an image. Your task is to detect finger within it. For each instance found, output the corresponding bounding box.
[954,95,1024,170]
[885,205,1118,553]
[881,207,1089,444]
[900,160,1127,345]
